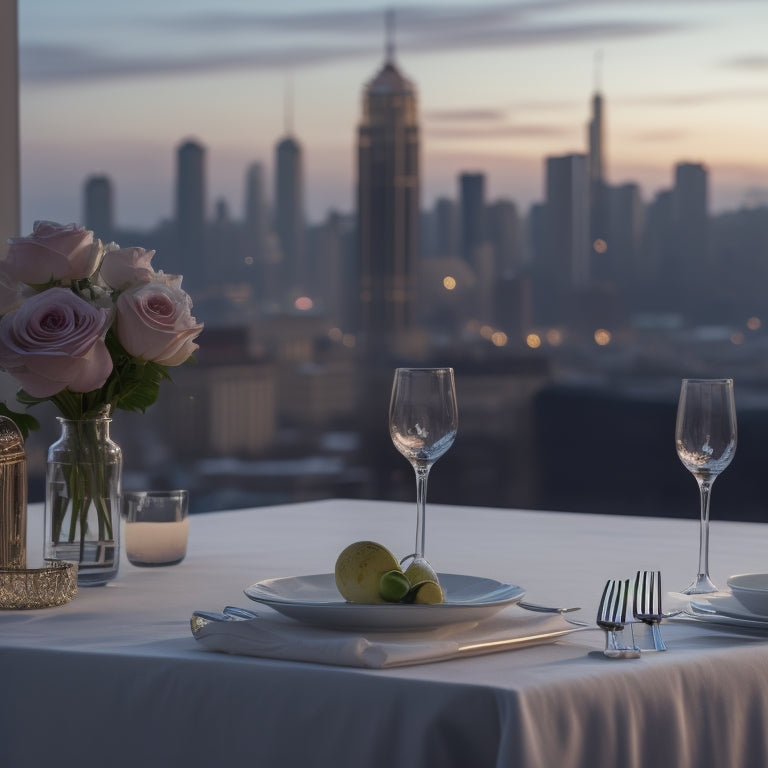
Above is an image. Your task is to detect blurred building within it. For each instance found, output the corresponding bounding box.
[608,182,645,292]
[434,197,459,257]
[459,172,487,266]
[488,198,523,277]
[274,134,306,303]
[536,153,590,324]
[587,87,610,257]
[674,162,710,320]
[356,42,420,354]
[83,174,114,241]
[175,139,207,289]
[243,161,269,299]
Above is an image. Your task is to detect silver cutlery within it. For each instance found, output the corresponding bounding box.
[633,570,667,651]
[518,601,581,615]
[597,578,640,659]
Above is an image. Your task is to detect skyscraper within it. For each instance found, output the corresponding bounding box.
[83,174,113,240]
[587,76,610,268]
[175,139,206,290]
[274,135,306,302]
[546,154,590,288]
[356,38,420,351]
[674,161,710,318]
[243,161,268,297]
[536,153,590,323]
[459,172,487,265]
[434,197,459,258]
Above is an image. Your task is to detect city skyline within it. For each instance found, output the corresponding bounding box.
[19,0,768,232]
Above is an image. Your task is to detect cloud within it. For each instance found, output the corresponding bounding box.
[20,3,685,85]
[19,42,371,84]
[426,124,572,140]
[425,108,508,122]
[618,88,768,107]
[629,129,690,143]
[724,55,768,71]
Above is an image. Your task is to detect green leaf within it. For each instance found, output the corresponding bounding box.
[0,402,40,439]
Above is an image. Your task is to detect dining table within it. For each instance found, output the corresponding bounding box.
[2,497,768,768]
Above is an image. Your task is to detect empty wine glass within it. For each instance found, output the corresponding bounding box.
[675,378,737,594]
[389,368,458,567]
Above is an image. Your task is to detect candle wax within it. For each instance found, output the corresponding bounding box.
[125,519,189,564]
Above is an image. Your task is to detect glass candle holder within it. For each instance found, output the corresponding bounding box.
[123,490,189,567]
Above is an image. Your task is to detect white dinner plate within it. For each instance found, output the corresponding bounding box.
[244,573,525,631]
[685,594,768,630]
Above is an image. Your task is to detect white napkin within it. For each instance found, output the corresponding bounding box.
[191,609,586,668]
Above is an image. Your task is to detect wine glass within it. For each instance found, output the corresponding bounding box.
[675,378,737,594]
[389,368,458,567]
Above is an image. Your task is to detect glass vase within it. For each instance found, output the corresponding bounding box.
[44,410,122,586]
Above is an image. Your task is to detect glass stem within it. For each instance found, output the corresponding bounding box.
[696,477,713,581]
[414,465,430,561]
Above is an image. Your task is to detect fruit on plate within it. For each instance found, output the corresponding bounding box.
[334,541,401,603]
[405,560,444,604]
[404,559,439,586]
[334,541,445,604]
[379,569,411,602]
[411,580,444,604]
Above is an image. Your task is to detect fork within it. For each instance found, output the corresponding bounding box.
[597,578,641,659]
[633,570,667,651]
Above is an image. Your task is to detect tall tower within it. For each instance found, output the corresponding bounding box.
[459,172,486,265]
[175,139,206,291]
[356,16,420,352]
[274,81,306,303]
[83,174,114,241]
[587,52,610,263]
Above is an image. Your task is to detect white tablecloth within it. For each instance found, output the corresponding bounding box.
[2,499,768,768]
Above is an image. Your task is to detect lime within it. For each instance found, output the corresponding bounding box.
[379,569,411,602]
[411,580,445,605]
[404,559,440,586]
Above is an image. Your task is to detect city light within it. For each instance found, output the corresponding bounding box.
[491,331,508,347]
[526,333,542,349]
[747,317,761,331]
[593,239,608,254]
[731,332,745,345]
[546,329,563,346]
[480,325,493,340]
[328,327,343,342]
[294,297,313,311]
[443,275,457,290]
[594,329,611,346]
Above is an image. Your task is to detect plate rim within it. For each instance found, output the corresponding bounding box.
[244,572,524,610]
[689,596,768,625]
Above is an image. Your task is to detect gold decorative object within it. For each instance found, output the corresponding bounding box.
[0,416,27,569]
[0,560,78,609]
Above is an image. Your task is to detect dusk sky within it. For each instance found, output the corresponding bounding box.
[19,0,768,233]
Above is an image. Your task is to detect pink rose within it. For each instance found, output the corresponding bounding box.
[99,246,156,291]
[0,267,21,315]
[116,278,203,365]
[0,287,113,398]
[5,221,102,285]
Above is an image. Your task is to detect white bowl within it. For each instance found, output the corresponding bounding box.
[727,573,768,616]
